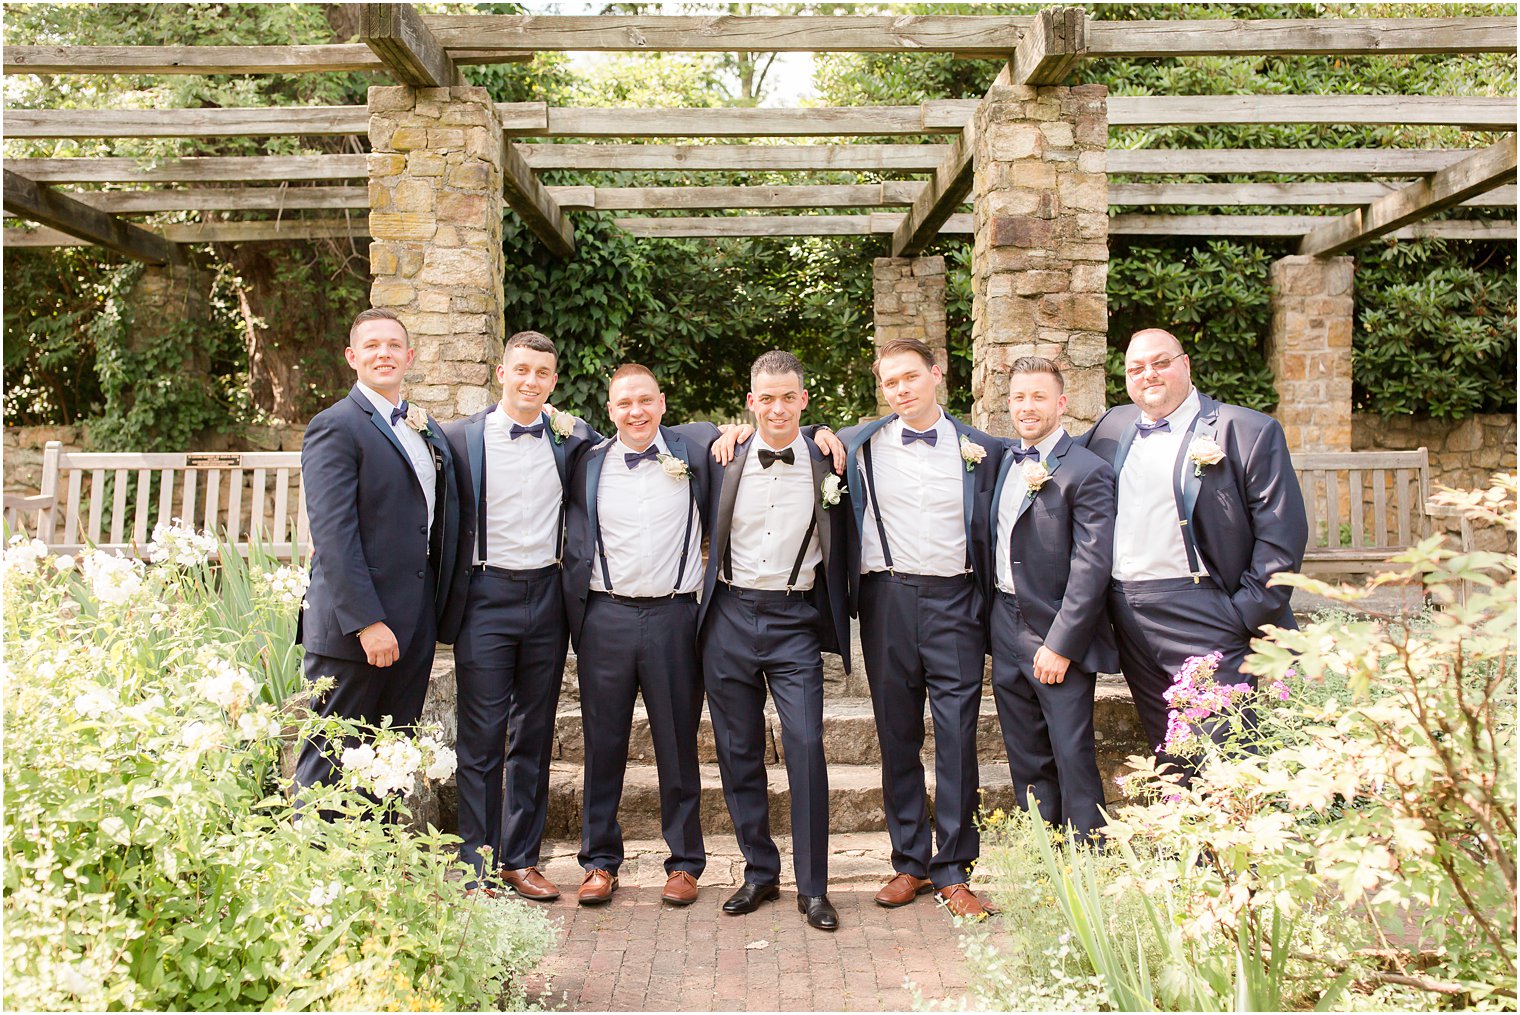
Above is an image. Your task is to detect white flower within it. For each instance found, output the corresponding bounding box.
[195,658,257,713]
[306,880,342,907]
[82,551,144,606]
[254,564,309,607]
[3,536,49,576]
[404,403,432,437]
[656,453,690,480]
[959,434,987,472]
[1187,437,1225,477]
[420,736,457,781]
[821,474,845,509]
[368,738,424,796]
[73,684,117,719]
[1022,461,1051,497]
[148,518,218,568]
[236,708,283,742]
[340,742,377,774]
[548,408,576,442]
[52,554,75,572]
[179,721,225,759]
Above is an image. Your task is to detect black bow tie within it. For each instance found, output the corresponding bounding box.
[510,422,545,439]
[758,447,795,468]
[389,401,409,426]
[624,446,660,469]
[1135,418,1171,438]
[901,427,938,447]
[1010,446,1040,464]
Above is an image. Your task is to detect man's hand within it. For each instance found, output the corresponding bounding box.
[711,423,755,465]
[360,622,400,668]
[813,427,847,474]
[1033,645,1071,685]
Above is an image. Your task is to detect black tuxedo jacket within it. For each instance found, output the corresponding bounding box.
[837,412,1003,612]
[561,422,721,649]
[1077,392,1309,634]
[298,385,460,659]
[975,431,1118,674]
[439,404,600,641]
[697,434,852,670]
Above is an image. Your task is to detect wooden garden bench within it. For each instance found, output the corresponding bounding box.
[1294,448,1433,576]
[13,440,308,560]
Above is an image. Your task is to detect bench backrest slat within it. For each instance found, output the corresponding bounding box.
[1293,448,1431,571]
[132,469,152,546]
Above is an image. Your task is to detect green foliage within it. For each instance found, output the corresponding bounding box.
[2,249,113,425]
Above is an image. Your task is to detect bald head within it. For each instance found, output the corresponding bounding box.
[1127,328,1184,358]
[1124,328,1193,420]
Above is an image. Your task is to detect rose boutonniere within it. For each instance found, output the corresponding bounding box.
[656,453,690,480]
[547,408,576,444]
[959,434,987,473]
[1187,437,1225,477]
[821,474,845,509]
[404,403,433,439]
[1021,461,1051,499]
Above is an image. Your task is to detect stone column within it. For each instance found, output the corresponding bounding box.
[1267,255,1354,452]
[367,85,505,419]
[871,255,948,416]
[970,83,1108,438]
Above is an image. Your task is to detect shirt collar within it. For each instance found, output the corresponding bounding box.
[356,381,403,421]
[1141,387,1201,429]
[893,409,948,439]
[757,432,807,458]
[491,407,545,437]
[613,432,669,458]
[1022,427,1066,460]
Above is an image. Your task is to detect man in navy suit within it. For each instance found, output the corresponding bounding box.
[839,338,1002,920]
[1077,328,1308,765]
[296,308,461,800]
[977,357,1116,842]
[699,350,852,932]
[439,331,597,901]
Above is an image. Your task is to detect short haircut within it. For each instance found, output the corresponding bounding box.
[609,362,658,390]
[750,349,806,388]
[504,330,557,362]
[1127,328,1185,356]
[1009,355,1065,392]
[872,338,936,378]
[349,307,408,344]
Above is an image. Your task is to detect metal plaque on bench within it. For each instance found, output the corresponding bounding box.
[185,453,242,469]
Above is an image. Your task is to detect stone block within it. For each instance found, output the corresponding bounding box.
[1071,262,1108,293]
[1039,121,1075,147]
[432,224,461,248]
[368,86,417,113]
[911,256,946,277]
[410,312,452,336]
[367,180,393,212]
[1058,174,1107,212]
[990,215,1055,249]
[367,153,406,177]
[1066,331,1108,368]
[368,118,397,152]
[1073,114,1108,148]
[412,98,445,119]
[446,162,491,189]
[369,243,399,276]
[391,178,436,214]
[370,212,437,242]
[407,151,446,177]
[398,249,425,279]
[451,313,489,334]
[418,87,452,102]
[370,278,415,307]
[1077,150,1107,174]
[389,126,429,151]
[426,128,467,149]
[418,291,452,314]
[986,123,1044,161]
[1013,270,1069,296]
[465,126,498,161]
[437,190,490,223]
[1446,417,1482,452]
[420,247,491,286]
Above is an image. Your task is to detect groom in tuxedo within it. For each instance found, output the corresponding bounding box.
[1078,328,1308,764]
[295,308,461,798]
[978,357,1116,842]
[840,338,1002,920]
[698,350,852,932]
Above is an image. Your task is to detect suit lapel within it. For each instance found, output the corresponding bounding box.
[467,405,494,508]
[352,386,411,466]
[1013,431,1068,529]
[1112,418,1139,478]
[585,441,611,547]
[1180,395,1220,531]
[713,438,751,575]
[543,409,569,487]
[947,414,976,545]
[847,414,895,545]
[808,438,831,570]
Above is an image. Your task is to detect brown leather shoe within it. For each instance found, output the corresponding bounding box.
[661,870,698,906]
[577,869,618,906]
[500,866,560,902]
[874,872,934,908]
[935,883,994,920]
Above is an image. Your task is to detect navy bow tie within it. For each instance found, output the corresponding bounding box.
[901,427,938,447]
[624,446,660,469]
[1135,418,1171,438]
[389,401,409,426]
[758,447,794,468]
[1010,446,1040,464]
[510,422,545,439]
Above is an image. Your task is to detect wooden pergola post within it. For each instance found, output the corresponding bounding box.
[1267,255,1356,452]
[871,255,948,416]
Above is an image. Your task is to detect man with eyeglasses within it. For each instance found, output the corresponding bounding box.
[1078,328,1307,770]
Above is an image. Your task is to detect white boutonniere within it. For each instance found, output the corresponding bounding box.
[959,434,987,473]
[1187,437,1225,477]
[821,474,845,509]
[1021,461,1051,499]
[404,403,433,439]
[656,453,690,480]
[547,408,576,444]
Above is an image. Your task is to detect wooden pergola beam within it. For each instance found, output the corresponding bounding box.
[1085,17,1516,56]
[360,3,458,88]
[1,169,183,264]
[38,187,370,214]
[1109,148,1477,175]
[1299,136,1519,255]
[1,44,530,75]
[5,106,369,139]
[1011,7,1085,86]
[501,140,574,257]
[518,144,947,172]
[9,156,370,184]
[1108,181,1517,207]
[4,218,369,246]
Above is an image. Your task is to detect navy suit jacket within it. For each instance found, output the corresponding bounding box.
[298,385,460,660]
[439,405,600,641]
[837,412,1003,612]
[975,431,1119,674]
[1077,393,1309,634]
[697,434,852,670]
[561,422,721,649]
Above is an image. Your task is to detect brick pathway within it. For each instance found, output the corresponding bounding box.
[522,834,981,1012]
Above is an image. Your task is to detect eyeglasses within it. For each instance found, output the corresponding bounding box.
[1124,354,1184,379]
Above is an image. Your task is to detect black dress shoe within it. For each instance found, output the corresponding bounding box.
[798,894,839,931]
[722,882,780,915]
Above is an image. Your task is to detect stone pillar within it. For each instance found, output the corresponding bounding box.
[1267,255,1354,452]
[970,83,1108,438]
[871,256,948,416]
[367,85,505,419]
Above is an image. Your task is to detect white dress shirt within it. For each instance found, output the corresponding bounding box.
[479,408,560,569]
[727,434,822,591]
[995,427,1066,595]
[1112,387,1207,581]
[356,381,436,536]
[591,434,703,596]
[860,411,968,576]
